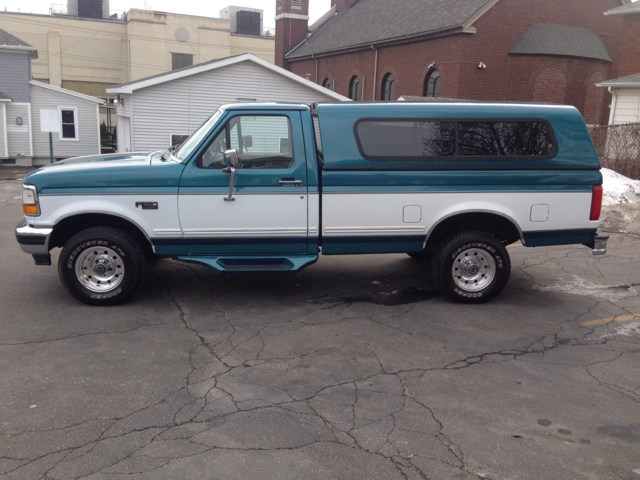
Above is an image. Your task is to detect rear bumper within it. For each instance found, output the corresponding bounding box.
[585,233,609,256]
[15,219,53,255]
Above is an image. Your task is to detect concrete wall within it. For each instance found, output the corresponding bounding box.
[0,51,31,102]
[0,9,275,99]
[0,13,127,89]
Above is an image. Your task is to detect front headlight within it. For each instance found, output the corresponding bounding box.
[22,184,40,216]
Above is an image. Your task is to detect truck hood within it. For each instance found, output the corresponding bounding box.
[24,152,186,193]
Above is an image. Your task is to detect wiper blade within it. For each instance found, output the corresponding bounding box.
[160,145,177,161]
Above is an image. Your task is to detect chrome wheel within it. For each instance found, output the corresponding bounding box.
[451,247,496,292]
[74,246,125,293]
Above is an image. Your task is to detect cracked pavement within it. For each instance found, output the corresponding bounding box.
[1,178,640,480]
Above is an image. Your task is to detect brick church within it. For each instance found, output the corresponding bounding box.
[275,0,633,125]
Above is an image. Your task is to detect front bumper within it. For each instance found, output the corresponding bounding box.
[15,219,53,256]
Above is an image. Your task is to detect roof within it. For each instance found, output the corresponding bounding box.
[286,0,498,60]
[605,1,640,16]
[597,73,640,87]
[0,27,37,58]
[30,80,106,104]
[112,55,231,90]
[398,96,466,102]
[509,24,611,62]
[107,53,349,101]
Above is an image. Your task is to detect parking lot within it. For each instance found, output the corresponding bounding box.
[1,174,639,480]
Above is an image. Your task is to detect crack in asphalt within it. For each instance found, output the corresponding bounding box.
[2,240,639,479]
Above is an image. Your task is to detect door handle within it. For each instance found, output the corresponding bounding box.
[278,179,303,187]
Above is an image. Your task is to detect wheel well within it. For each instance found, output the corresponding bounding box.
[425,212,521,253]
[50,214,154,255]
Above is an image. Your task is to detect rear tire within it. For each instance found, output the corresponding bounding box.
[58,227,146,306]
[432,230,510,303]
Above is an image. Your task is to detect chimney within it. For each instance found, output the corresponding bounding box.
[336,0,359,13]
[275,0,310,70]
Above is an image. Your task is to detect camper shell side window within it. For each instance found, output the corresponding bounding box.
[354,118,557,161]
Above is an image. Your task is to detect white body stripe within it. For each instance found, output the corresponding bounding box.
[308,192,320,237]
[35,195,181,241]
[178,194,308,238]
[322,191,597,239]
[32,190,596,249]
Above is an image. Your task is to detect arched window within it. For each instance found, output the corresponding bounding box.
[533,68,567,104]
[381,73,395,101]
[322,77,331,90]
[583,72,605,125]
[349,76,361,101]
[424,69,441,97]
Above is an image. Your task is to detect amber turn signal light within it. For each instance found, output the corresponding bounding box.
[23,205,39,215]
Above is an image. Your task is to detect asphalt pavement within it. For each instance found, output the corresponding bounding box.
[1,176,639,480]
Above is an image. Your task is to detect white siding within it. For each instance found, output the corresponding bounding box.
[131,60,341,151]
[0,104,6,158]
[6,103,31,157]
[115,96,132,153]
[613,89,640,124]
[30,84,101,160]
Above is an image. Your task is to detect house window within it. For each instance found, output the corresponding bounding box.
[171,53,194,71]
[424,69,441,97]
[322,77,331,90]
[349,76,361,101]
[292,0,302,8]
[59,107,78,141]
[381,73,395,101]
[170,134,189,147]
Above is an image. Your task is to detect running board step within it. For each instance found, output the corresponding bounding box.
[177,255,318,273]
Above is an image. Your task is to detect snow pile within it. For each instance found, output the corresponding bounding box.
[602,168,640,206]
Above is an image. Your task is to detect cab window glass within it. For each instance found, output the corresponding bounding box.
[197,115,293,169]
[197,127,227,169]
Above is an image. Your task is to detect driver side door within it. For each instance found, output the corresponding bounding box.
[178,110,309,256]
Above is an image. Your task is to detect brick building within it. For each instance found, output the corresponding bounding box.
[597,1,640,124]
[275,0,632,125]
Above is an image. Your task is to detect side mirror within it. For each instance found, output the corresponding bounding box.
[242,135,253,149]
[224,149,239,166]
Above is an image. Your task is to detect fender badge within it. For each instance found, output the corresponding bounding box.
[135,202,158,210]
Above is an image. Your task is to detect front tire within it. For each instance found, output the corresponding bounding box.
[407,251,430,262]
[58,227,146,306]
[432,230,510,303]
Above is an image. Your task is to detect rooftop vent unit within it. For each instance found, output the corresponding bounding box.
[66,0,109,19]
[220,6,263,37]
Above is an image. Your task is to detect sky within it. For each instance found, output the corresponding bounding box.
[2,0,333,28]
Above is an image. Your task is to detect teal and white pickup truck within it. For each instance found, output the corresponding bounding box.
[16,101,608,305]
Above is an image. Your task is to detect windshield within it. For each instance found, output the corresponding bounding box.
[173,110,224,161]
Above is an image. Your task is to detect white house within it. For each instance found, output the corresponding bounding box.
[597,73,640,125]
[0,28,104,166]
[107,53,349,153]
